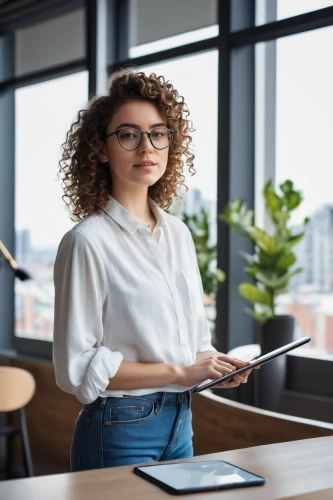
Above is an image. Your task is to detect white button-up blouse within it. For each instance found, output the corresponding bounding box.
[53,195,216,404]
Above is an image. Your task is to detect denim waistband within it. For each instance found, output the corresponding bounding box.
[93,390,192,409]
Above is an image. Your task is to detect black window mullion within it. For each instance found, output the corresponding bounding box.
[230,6,333,47]
[216,0,256,356]
[115,0,130,62]
[215,0,231,356]
[0,32,15,351]
[0,59,87,93]
[86,0,98,97]
[107,36,219,77]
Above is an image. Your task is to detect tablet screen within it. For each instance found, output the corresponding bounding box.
[134,460,265,494]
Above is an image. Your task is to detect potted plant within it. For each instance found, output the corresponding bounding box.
[220,179,308,352]
[219,179,308,410]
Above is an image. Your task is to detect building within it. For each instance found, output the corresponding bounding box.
[294,205,333,293]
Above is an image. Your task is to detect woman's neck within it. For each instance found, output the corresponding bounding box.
[110,187,153,223]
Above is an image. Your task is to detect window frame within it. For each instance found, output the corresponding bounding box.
[0,2,89,357]
[0,0,332,417]
[226,1,333,412]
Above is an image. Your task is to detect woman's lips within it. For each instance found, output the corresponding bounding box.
[133,163,156,171]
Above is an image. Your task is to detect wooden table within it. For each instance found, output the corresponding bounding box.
[1,436,332,499]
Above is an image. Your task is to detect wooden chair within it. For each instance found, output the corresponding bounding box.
[0,366,35,478]
[192,390,333,456]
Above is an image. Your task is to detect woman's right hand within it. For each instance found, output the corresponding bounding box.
[174,357,236,388]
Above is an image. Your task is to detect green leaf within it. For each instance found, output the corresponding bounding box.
[276,252,296,270]
[285,191,302,211]
[219,200,254,235]
[257,249,275,267]
[239,283,271,305]
[264,182,283,211]
[216,268,226,283]
[245,266,257,278]
[247,226,280,255]
[285,232,305,249]
[279,180,293,194]
[240,252,257,266]
[255,267,303,289]
[244,307,272,324]
[271,210,290,224]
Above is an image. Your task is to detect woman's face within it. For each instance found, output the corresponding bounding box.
[102,100,170,192]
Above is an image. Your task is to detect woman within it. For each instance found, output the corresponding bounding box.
[53,68,253,471]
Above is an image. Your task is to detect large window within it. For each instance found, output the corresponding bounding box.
[256,25,333,356]
[275,26,333,356]
[1,0,331,420]
[15,71,88,341]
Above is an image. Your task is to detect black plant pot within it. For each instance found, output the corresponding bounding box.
[257,315,295,411]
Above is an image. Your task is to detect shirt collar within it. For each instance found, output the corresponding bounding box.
[101,195,167,234]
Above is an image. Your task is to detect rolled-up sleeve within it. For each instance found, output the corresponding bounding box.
[52,230,123,403]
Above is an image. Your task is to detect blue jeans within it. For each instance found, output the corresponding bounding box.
[70,391,193,471]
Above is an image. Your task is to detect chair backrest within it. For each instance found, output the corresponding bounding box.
[0,367,36,412]
[192,390,333,456]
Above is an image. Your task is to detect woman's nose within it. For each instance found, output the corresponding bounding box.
[138,132,153,153]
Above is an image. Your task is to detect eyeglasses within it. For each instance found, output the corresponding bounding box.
[105,127,174,151]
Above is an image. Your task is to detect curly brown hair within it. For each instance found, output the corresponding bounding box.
[58,67,195,221]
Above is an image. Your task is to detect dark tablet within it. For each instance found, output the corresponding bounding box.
[133,460,265,495]
[192,336,311,393]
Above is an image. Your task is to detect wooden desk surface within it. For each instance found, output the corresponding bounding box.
[1,436,332,500]
[283,490,333,500]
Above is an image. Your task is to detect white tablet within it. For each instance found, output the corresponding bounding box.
[192,336,311,393]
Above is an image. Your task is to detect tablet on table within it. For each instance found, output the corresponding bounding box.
[133,460,265,495]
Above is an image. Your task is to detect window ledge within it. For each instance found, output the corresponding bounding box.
[288,348,333,362]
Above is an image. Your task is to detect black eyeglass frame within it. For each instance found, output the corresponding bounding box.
[105,127,174,151]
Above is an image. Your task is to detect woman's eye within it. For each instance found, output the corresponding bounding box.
[120,132,137,139]
[152,131,166,138]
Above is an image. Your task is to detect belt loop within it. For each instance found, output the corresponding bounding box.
[154,392,165,415]
[188,390,192,410]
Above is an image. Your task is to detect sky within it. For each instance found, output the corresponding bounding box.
[15,0,333,249]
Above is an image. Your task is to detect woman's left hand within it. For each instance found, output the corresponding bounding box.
[196,351,257,389]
